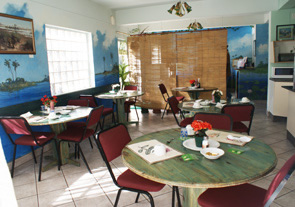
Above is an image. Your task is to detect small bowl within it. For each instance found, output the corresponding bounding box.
[59,110,71,115]
[200,148,224,160]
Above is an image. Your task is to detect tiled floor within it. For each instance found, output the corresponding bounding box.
[12,101,295,207]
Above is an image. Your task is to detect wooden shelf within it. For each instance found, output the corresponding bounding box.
[272,41,295,63]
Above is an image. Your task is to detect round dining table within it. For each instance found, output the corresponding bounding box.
[27,106,92,170]
[172,87,217,99]
[122,128,277,207]
[96,91,144,124]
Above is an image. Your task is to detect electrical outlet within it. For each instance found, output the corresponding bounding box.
[29,54,34,58]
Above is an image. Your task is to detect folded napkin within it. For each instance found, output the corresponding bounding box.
[20,111,33,118]
[227,135,252,143]
[215,103,225,109]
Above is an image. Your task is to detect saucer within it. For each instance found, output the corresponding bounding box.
[182,139,220,151]
[239,100,250,103]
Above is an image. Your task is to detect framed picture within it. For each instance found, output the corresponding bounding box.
[0,13,36,54]
[276,24,295,41]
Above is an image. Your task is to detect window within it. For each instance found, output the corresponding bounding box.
[45,25,95,96]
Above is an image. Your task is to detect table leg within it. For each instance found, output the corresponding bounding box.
[115,99,139,125]
[188,92,200,100]
[42,123,80,171]
[183,187,206,207]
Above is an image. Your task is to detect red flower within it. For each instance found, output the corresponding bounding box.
[191,120,212,131]
[189,80,195,84]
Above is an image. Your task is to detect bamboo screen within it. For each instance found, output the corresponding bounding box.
[128,29,227,109]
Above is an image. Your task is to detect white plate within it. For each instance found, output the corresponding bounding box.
[239,100,250,103]
[109,90,116,93]
[220,100,227,104]
[59,110,71,115]
[182,138,220,151]
[193,105,203,109]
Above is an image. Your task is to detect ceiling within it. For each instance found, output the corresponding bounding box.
[91,0,202,10]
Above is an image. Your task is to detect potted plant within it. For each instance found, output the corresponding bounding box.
[119,64,130,90]
[212,90,223,103]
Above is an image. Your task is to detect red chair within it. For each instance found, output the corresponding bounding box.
[57,106,104,174]
[124,85,139,121]
[194,113,233,131]
[67,99,89,107]
[80,94,115,129]
[221,104,255,135]
[198,154,295,207]
[168,96,193,127]
[96,124,181,207]
[159,84,184,119]
[0,116,60,181]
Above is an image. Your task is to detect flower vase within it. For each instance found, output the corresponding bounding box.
[214,96,221,103]
[194,130,207,147]
[191,84,195,87]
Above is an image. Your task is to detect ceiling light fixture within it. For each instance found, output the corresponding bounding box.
[168,1,192,17]
[187,21,203,30]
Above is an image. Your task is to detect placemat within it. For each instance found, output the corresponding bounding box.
[127,139,183,164]
[206,129,254,146]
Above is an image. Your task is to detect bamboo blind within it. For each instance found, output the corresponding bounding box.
[128,29,227,109]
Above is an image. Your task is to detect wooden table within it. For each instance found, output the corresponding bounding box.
[172,87,217,100]
[122,128,277,207]
[28,106,92,170]
[96,91,144,124]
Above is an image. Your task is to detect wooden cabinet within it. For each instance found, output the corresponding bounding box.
[272,40,295,63]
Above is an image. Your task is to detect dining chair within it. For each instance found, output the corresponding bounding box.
[80,94,116,129]
[198,154,295,207]
[0,116,60,181]
[67,99,95,149]
[168,96,194,127]
[96,124,182,207]
[158,84,184,119]
[124,85,139,121]
[221,103,255,135]
[194,113,233,131]
[57,106,104,174]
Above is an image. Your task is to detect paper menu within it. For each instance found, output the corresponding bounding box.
[206,129,254,146]
[126,139,183,164]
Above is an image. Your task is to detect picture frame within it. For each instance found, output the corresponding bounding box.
[0,13,36,54]
[276,24,295,41]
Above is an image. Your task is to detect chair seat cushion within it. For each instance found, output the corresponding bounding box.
[15,132,55,146]
[103,108,113,116]
[117,169,165,192]
[66,122,86,128]
[198,183,267,207]
[232,122,248,133]
[57,128,94,142]
[176,96,185,102]
[180,117,194,127]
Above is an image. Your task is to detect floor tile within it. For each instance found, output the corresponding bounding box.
[14,182,37,199]
[17,195,38,207]
[37,175,68,194]
[38,189,73,207]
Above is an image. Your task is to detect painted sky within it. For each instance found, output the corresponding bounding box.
[256,23,268,65]
[227,26,253,60]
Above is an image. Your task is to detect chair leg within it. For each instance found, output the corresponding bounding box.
[161,102,168,119]
[38,146,44,182]
[135,192,140,203]
[112,111,116,124]
[55,140,61,171]
[88,137,93,149]
[78,144,92,174]
[102,117,105,130]
[31,146,37,164]
[134,105,139,121]
[114,188,123,207]
[144,192,155,207]
[172,186,176,207]
[11,145,17,178]
[176,187,181,207]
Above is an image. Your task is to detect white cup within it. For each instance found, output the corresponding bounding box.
[193,102,200,108]
[153,144,166,156]
[186,125,195,136]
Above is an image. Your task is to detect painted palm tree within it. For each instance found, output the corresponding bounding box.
[12,60,20,80]
[103,56,106,72]
[4,59,14,81]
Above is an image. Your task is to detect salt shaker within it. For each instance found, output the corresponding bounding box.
[202,136,209,149]
[50,100,55,112]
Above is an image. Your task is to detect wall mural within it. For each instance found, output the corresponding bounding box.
[0,2,118,162]
[227,24,268,100]
[0,3,119,109]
